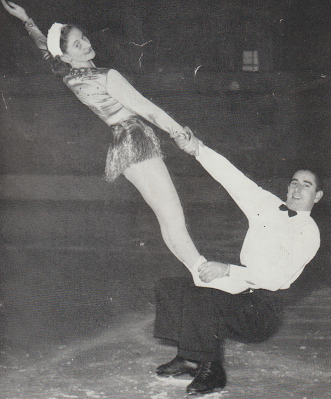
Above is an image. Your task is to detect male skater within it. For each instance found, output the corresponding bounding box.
[153,129,323,395]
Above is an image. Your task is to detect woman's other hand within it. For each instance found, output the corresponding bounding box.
[1,0,29,22]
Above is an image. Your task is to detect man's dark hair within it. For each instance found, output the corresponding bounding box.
[310,170,324,192]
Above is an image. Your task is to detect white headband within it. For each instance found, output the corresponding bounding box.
[47,23,66,58]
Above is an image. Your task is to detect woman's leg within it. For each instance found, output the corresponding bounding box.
[123,157,201,268]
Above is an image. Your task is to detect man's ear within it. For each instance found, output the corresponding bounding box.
[314,190,323,204]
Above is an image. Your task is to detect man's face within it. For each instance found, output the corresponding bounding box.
[286,170,323,212]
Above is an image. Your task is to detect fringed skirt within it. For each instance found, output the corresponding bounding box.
[104,117,163,182]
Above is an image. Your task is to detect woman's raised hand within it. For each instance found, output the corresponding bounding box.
[1,0,29,22]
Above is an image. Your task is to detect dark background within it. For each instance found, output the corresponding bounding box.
[1,0,331,74]
[0,0,330,351]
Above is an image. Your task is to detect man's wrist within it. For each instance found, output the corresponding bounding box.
[184,138,203,157]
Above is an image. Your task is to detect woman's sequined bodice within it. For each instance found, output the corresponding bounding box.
[63,67,135,126]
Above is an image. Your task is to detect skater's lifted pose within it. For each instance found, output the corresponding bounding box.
[2,0,207,271]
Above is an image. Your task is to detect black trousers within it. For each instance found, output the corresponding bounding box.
[153,277,284,362]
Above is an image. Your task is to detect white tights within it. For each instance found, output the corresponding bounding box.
[124,157,202,269]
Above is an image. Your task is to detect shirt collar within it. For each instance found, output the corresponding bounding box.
[295,210,311,217]
[279,202,311,217]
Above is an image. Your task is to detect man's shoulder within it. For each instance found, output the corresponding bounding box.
[256,190,283,212]
[294,215,321,239]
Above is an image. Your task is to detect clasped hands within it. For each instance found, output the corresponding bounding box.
[197,261,229,283]
[175,126,200,156]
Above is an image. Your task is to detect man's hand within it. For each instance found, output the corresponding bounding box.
[1,1,29,22]
[174,126,200,156]
[198,261,229,283]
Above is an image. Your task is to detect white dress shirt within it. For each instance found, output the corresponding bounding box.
[190,143,320,294]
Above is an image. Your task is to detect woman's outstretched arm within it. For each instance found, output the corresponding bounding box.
[106,69,186,138]
[1,0,51,61]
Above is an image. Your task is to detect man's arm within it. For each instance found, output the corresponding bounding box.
[176,130,277,219]
[189,262,251,294]
[208,222,320,292]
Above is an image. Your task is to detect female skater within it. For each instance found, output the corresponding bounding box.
[2,0,206,271]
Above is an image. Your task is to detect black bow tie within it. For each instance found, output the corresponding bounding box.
[279,204,297,217]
